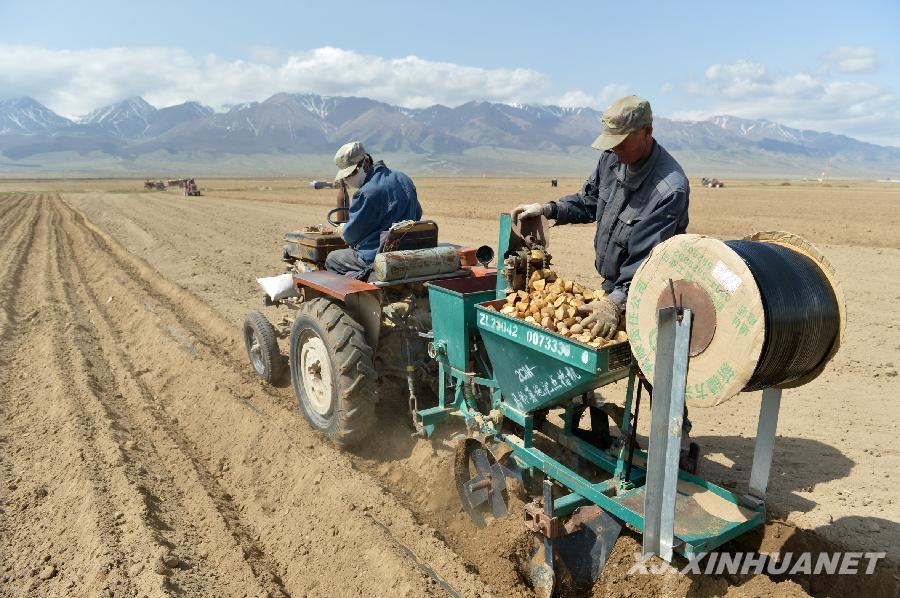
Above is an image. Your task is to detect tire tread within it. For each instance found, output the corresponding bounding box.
[290,297,376,447]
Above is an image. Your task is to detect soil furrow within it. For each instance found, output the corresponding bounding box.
[1,194,139,596]
[0,192,27,231]
[0,194,40,347]
[41,194,156,596]
[51,196,286,598]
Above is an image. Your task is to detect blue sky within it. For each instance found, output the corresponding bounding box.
[2,0,899,145]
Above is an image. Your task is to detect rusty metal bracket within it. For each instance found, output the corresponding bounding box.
[524,499,562,539]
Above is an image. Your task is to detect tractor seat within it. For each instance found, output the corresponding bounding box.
[338,220,446,282]
[368,220,466,285]
[377,220,438,253]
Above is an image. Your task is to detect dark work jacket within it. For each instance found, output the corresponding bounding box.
[551,142,689,310]
[342,160,422,264]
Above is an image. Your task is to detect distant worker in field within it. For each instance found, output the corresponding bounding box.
[325,141,422,276]
[512,95,689,340]
[511,95,695,468]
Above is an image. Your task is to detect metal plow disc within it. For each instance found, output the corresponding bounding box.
[454,438,509,528]
[556,506,622,591]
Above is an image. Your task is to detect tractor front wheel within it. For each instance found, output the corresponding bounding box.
[290,297,377,447]
[243,311,283,384]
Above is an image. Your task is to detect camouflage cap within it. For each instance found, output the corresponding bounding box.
[591,95,653,151]
[334,141,367,181]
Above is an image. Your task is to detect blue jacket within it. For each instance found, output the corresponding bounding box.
[550,141,689,310]
[342,161,422,263]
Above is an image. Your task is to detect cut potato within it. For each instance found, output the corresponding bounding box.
[502,271,628,345]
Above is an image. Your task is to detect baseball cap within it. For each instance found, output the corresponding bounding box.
[591,96,653,151]
[334,141,367,181]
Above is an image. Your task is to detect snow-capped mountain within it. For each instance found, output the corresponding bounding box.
[1,93,898,176]
[0,97,74,134]
[80,97,157,137]
[709,115,808,143]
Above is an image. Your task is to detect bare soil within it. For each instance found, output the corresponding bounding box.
[1,177,898,597]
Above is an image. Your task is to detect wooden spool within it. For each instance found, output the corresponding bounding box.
[625,232,845,407]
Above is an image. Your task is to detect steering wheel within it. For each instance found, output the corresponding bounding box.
[326,207,350,227]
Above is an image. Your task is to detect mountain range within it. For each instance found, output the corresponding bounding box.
[1,93,899,178]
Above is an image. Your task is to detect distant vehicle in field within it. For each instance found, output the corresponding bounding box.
[168,178,189,188]
[144,179,166,191]
[551,178,558,187]
[184,179,201,196]
[308,180,335,190]
[144,179,166,190]
[701,177,725,188]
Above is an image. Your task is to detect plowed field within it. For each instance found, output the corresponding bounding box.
[0,178,897,597]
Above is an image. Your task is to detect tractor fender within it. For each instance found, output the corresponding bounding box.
[292,270,382,348]
[345,291,381,349]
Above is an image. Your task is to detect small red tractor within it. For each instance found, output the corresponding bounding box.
[701,177,725,188]
[143,179,166,190]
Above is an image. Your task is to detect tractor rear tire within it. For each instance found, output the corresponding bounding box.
[290,297,377,447]
[243,311,283,384]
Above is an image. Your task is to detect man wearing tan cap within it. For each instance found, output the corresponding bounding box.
[325,141,422,275]
[511,95,695,469]
[512,95,689,339]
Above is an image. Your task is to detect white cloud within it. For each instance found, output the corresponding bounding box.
[550,90,596,108]
[549,83,629,110]
[244,45,285,65]
[673,52,900,146]
[821,47,879,74]
[0,44,599,117]
[598,83,630,104]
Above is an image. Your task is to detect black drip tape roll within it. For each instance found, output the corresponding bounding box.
[725,240,840,390]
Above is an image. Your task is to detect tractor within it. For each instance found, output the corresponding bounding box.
[701,177,725,188]
[184,179,201,196]
[243,210,800,596]
[243,214,495,445]
[143,179,166,190]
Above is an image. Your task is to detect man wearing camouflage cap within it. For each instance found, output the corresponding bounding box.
[512,95,689,339]
[325,141,422,275]
[511,95,695,469]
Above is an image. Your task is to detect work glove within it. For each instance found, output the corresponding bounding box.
[511,203,543,224]
[577,297,620,340]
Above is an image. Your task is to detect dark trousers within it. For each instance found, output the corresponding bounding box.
[325,248,369,275]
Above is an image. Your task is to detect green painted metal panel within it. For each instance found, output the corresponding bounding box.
[680,515,766,557]
[496,213,513,299]
[426,276,497,371]
[503,435,647,530]
[504,434,766,552]
[476,301,631,412]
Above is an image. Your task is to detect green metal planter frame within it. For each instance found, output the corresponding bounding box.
[419,214,767,562]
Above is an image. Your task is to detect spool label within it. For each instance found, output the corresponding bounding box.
[712,261,742,295]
